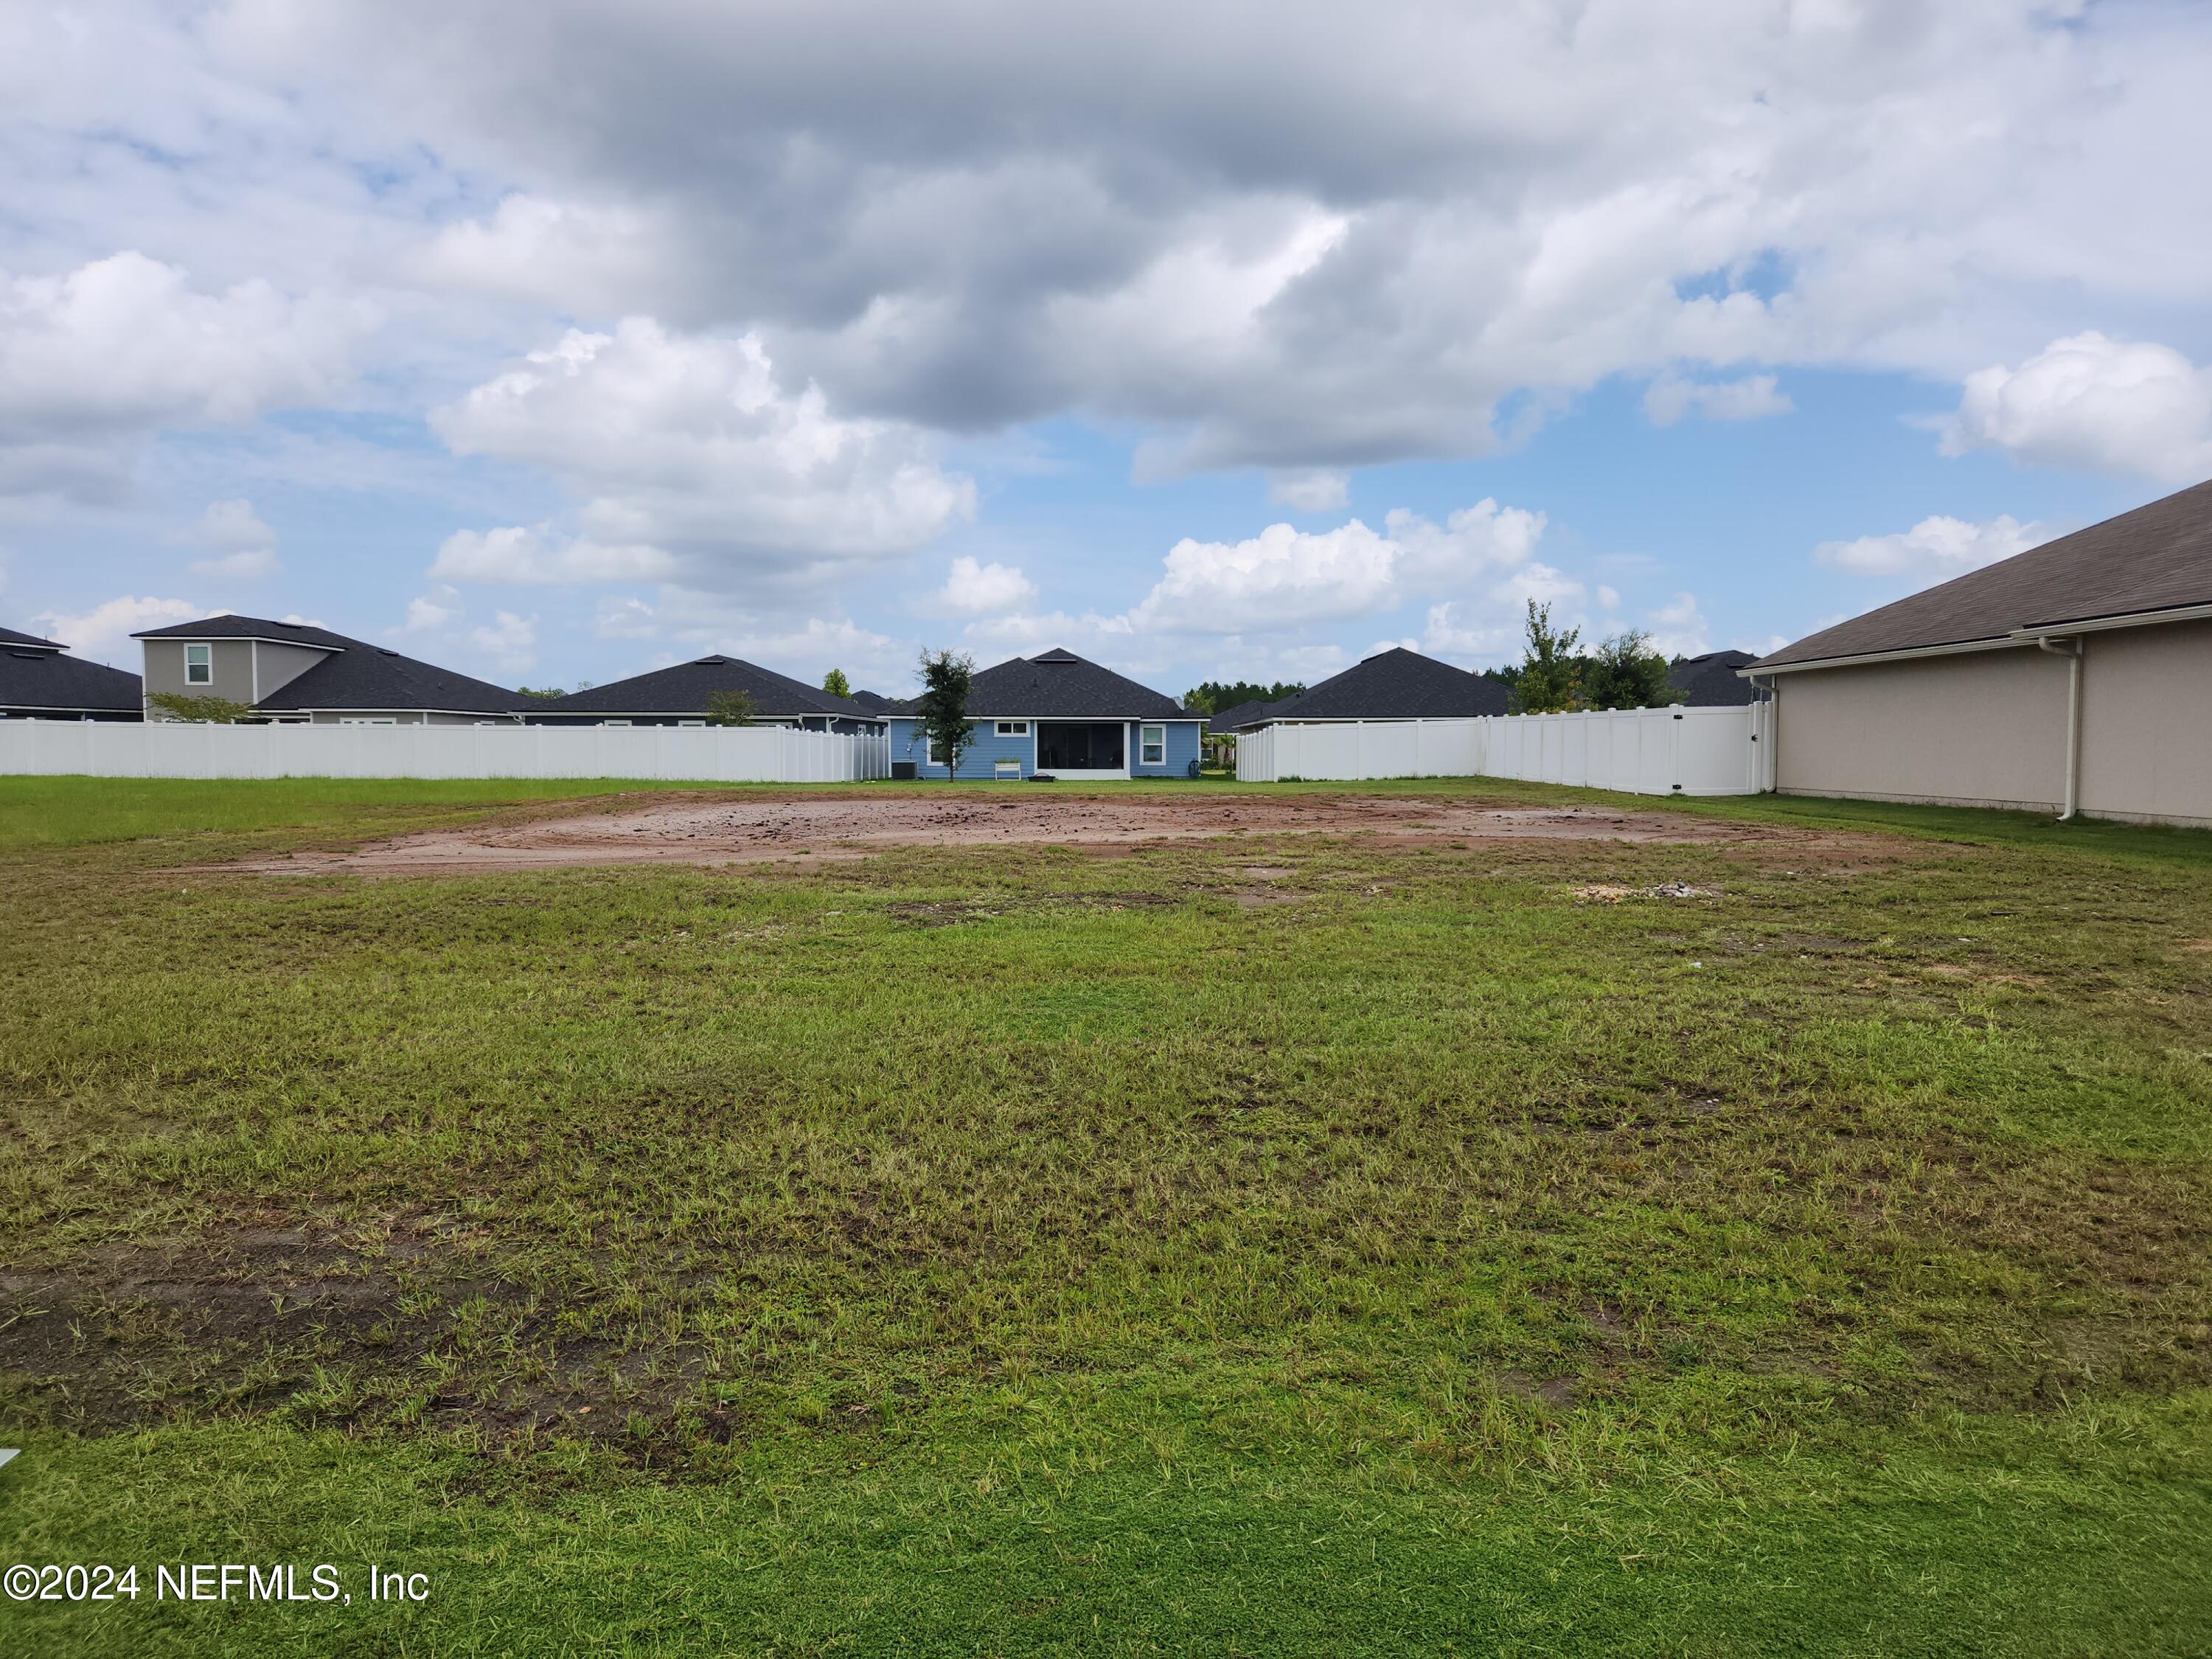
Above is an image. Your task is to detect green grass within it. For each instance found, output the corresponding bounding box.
[2,774,2210,1655]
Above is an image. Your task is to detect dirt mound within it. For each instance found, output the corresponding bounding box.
[215,790,1902,877]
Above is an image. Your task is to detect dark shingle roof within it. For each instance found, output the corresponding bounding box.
[847,688,899,714]
[257,647,529,716]
[132,613,358,652]
[0,625,65,651]
[131,613,528,716]
[0,647,141,714]
[1207,698,1279,734]
[1667,650,1762,706]
[1256,647,1509,722]
[532,656,875,720]
[1756,479,2212,669]
[961,648,1190,720]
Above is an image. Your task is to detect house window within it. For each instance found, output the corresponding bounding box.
[927,734,947,764]
[603,719,632,727]
[1140,723,1165,766]
[341,717,397,726]
[678,720,705,728]
[996,720,1029,736]
[185,644,212,684]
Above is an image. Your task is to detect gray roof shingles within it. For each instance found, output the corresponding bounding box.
[132,614,527,715]
[0,642,142,713]
[1206,698,1279,734]
[958,648,1191,720]
[133,613,360,653]
[1754,478,2212,669]
[532,655,874,720]
[1668,650,1762,706]
[1255,647,1509,722]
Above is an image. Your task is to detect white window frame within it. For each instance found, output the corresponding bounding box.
[184,643,212,684]
[678,719,706,728]
[927,734,947,764]
[1140,723,1166,766]
[603,718,633,727]
[995,720,1029,736]
[341,717,398,726]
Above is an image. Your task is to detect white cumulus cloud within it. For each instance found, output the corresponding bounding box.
[431,524,676,586]
[1942,333,2212,483]
[430,321,974,590]
[32,594,204,663]
[1129,501,1545,634]
[0,254,370,501]
[1643,591,1709,657]
[466,610,538,674]
[1815,513,2051,580]
[937,555,1037,613]
[1643,374,1793,428]
[594,597,659,640]
[1265,469,1351,513]
[188,498,281,579]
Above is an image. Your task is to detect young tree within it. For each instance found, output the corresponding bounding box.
[705,688,759,726]
[1579,630,1683,711]
[1511,599,1584,712]
[149,692,254,723]
[915,648,976,780]
[821,668,852,699]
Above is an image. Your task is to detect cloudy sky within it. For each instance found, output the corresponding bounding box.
[5,1,2211,697]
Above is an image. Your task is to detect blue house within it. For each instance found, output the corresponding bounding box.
[887,647,1202,780]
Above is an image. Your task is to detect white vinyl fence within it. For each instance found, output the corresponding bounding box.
[0,721,891,783]
[1237,703,1773,796]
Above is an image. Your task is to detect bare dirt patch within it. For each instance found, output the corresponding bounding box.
[213,790,1907,877]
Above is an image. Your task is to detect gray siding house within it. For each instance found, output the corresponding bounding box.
[0,625,142,720]
[133,615,529,723]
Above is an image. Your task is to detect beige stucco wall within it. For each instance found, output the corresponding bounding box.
[1775,619,2212,827]
[2075,619,2212,826]
[1775,647,2068,813]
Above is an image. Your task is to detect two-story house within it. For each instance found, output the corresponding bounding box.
[133,615,529,723]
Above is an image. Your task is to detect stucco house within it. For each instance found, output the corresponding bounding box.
[524,655,882,731]
[0,625,142,720]
[1747,478,2212,827]
[1228,647,1510,730]
[133,614,529,723]
[886,647,1201,779]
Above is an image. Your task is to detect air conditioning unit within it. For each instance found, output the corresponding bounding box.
[890,759,918,781]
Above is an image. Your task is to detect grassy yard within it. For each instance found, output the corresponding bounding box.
[1,776,2209,1655]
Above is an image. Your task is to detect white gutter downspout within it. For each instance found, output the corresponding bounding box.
[2035,636,2083,821]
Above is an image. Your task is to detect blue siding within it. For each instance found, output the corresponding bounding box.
[888,716,1036,779]
[1131,719,1202,778]
[888,716,1203,779]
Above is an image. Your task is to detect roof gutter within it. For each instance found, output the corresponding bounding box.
[1740,599,2212,678]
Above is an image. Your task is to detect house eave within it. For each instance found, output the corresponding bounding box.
[1743,599,2212,678]
[132,633,347,651]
